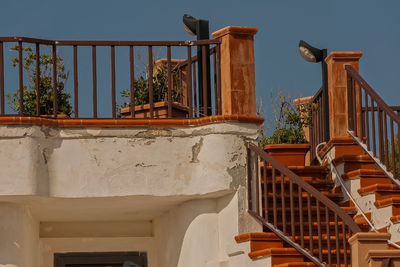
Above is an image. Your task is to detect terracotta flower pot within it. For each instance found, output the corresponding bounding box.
[120,101,189,119]
[263,144,310,166]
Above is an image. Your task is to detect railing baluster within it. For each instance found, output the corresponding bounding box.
[35,43,40,116]
[347,75,354,131]
[186,46,193,118]
[202,45,208,116]
[18,41,24,115]
[365,92,370,150]
[358,79,364,139]
[343,224,348,267]
[52,44,57,117]
[325,206,331,266]
[192,63,197,117]
[247,147,253,211]
[255,156,260,216]
[263,162,268,221]
[0,41,3,115]
[298,186,304,248]
[281,171,286,234]
[111,45,116,119]
[148,46,153,119]
[335,214,340,266]
[307,193,313,254]
[316,200,322,260]
[371,99,376,156]
[167,46,172,118]
[272,167,277,226]
[390,118,395,174]
[384,112,389,168]
[92,45,97,118]
[290,180,295,241]
[73,45,78,118]
[216,43,222,115]
[378,106,384,160]
[213,48,217,115]
[129,46,135,118]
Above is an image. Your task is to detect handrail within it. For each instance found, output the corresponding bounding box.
[346,65,400,180]
[315,142,400,249]
[246,142,360,267]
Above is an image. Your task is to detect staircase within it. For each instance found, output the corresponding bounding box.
[238,65,400,266]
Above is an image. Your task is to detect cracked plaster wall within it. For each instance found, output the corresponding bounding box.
[0,122,258,198]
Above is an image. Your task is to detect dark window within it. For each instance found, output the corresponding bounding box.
[54,252,147,267]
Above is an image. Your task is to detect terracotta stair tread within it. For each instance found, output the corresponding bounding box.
[345,169,388,179]
[264,192,342,200]
[235,232,280,243]
[333,154,375,165]
[353,212,371,225]
[390,215,400,224]
[358,184,400,196]
[248,247,302,260]
[374,197,400,208]
[274,262,317,267]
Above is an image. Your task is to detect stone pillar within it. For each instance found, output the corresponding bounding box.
[348,232,390,267]
[0,203,39,267]
[325,52,363,138]
[211,26,258,116]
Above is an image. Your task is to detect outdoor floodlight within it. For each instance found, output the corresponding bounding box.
[298,40,330,142]
[298,40,324,63]
[182,14,197,36]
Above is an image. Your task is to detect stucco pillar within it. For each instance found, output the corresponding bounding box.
[325,51,363,138]
[348,232,390,267]
[211,26,258,116]
[0,203,39,267]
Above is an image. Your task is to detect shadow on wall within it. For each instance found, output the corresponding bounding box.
[154,192,235,266]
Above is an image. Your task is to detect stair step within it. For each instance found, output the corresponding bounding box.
[234,232,283,251]
[391,215,400,224]
[358,184,400,199]
[248,247,304,265]
[332,155,375,172]
[343,169,391,187]
[274,262,317,267]
[263,192,342,201]
[374,197,400,213]
[354,212,371,225]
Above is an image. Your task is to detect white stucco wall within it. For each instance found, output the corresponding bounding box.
[0,121,261,267]
[0,203,39,267]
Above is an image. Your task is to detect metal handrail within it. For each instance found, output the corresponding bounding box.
[346,65,400,180]
[316,142,400,249]
[246,142,360,267]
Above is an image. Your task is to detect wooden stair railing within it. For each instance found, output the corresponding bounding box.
[246,142,361,267]
[346,65,400,185]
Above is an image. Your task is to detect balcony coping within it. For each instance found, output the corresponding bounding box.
[0,114,264,128]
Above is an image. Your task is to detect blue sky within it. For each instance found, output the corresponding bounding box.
[1,0,399,122]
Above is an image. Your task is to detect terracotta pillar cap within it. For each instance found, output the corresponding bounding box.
[212,26,258,39]
[348,232,391,245]
[325,51,363,64]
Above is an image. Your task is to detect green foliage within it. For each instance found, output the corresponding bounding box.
[259,93,317,146]
[7,46,72,116]
[120,64,183,110]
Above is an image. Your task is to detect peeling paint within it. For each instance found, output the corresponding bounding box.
[190,137,203,163]
[227,165,246,189]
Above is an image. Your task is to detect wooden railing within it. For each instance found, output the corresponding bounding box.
[346,65,400,180]
[246,142,361,267]
[0,37,221,119]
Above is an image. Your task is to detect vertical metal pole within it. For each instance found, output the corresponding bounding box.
[18,41,24,115]
[35,43,40,116]
[0,42,3,115]
[52,44,58,117]
[73,45,79,118]
[321,49,330,141]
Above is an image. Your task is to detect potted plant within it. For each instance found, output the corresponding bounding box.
[259,94,313,166]
[119,60,188,118]
[7,46,72,117]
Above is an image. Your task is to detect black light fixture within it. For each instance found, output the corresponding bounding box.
[298,40,330,142]
[183,14,211,116]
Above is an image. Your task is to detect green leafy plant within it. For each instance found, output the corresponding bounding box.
[259,92,316,147]
[119,64,183,110]
[7,46,72,116]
